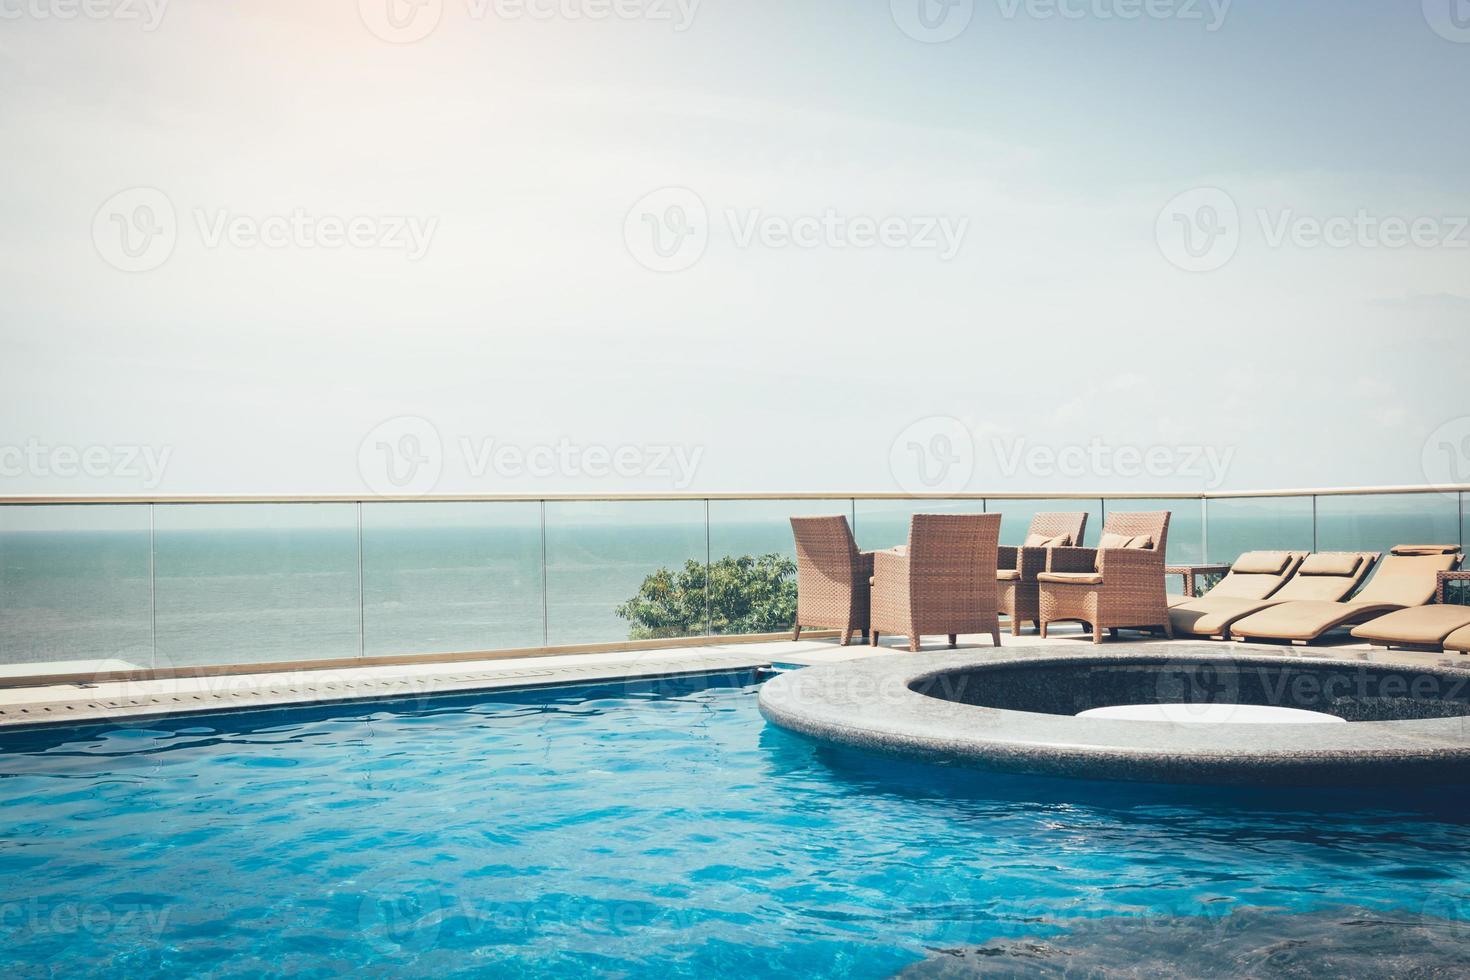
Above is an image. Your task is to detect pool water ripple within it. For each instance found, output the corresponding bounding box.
[1,672,1469,977]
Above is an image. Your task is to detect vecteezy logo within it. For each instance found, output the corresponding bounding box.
[1421,416,1470,493]
[92,187,177,273]
[1154,658,1242,723]
[359,0,443,43]
[889,416,974,494]
[1424,0,1470,43]
[888,874,981,946]
[357,889,447,954]
[623,187,708,273]
[358,416,444,496]
[1156,186,1240,273]
[1419,886,1470,956]
[891,0,974,43]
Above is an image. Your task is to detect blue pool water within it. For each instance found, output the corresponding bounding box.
[2,672,1469,978]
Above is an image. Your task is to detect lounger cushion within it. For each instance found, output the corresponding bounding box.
[1037,571,1104,586]
[1350,605,1470,646]
[1298,553,1363,576]
[1271,569,1370,602]
[1390,544,1461,556]
[1168,597,1283,637]
[1024,533,1071,548]
[1209,574,1291,601]
[1231,601,1403,642]
[1230,551,1293,575]
[996,569,1022,582]
[1445,625,1470,654]
[1352,551,1462,607]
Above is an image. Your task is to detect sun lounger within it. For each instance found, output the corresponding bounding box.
[1165,551,1376,639]
[1167,551,1306,637]
[1446,626,1470,655]
[1231,545,1462,644]
[1350,604,1470,649]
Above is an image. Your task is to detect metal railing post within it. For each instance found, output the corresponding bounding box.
[356,501,365,659]
[1200,495,1209,563]
[704,498,712,637]
[539,500,549,647]
[1311,495,1319,552]
[149,502,158,670]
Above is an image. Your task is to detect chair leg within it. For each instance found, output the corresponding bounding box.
[909,637,921,653]
[870,631,880,647]
[839,629,851,647]
[1163,619,1175,640]
[1092,625,1104,645]
[1038,620,1048,639]
[991,628,1002,647]
[947,633,957,648]
[792,625,802,642]
[1010,618,1021,636]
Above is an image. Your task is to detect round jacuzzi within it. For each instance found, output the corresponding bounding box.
[757,643,1470,786]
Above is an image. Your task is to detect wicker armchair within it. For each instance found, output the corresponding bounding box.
[870,513,1002,652]
[1037,511,1172,644]
[998,511,1089,636]
[790,516,873,645]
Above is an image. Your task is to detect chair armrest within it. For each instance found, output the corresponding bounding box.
[1099,547,1166,583]
[871,548,911,598]
[856,551,876,576]
[1047,546,1097,573]
[873,548,908,577]
[1016,546,1049,580]
[997,545,1019,571]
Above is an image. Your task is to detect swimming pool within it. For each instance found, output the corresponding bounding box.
[2,672,1468,977]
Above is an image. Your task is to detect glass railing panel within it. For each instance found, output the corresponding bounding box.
[0,504,153,675]
[852,499,985,552]
[1205,495,1315,563]
[545,500,706,646]
[707,498,853,636]
[1313,492,1460,554]
[154,503,360,668]
[362,501,543,657]
[1101,498,1201,569]
[988,498,1104,549]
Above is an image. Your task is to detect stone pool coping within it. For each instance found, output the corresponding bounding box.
[757,643,1470,786]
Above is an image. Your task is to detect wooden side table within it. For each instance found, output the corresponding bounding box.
[1436,570,1470,605]
[1167,563,1232,598]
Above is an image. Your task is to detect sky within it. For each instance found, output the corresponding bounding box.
[1,0,1467,498]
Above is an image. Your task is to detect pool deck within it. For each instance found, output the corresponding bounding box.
[0,625,1460,730]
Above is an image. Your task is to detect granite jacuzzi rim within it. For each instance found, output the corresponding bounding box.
[757,643,1470,786]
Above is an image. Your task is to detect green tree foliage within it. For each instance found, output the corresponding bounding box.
[616,554,797,639]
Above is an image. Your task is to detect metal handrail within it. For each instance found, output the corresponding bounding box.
[0,484,1467,505]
